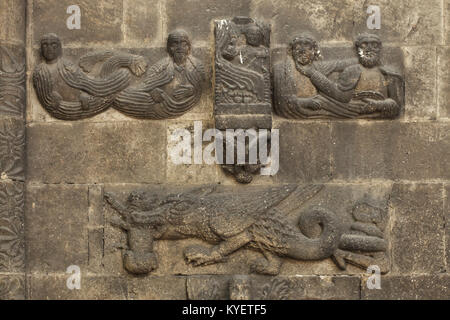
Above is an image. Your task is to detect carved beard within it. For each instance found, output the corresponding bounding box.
[358,49,380,68]
[172,52,188,65]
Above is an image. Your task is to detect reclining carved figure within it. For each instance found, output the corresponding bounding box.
[33,31,205,120]
[274,33,404,119]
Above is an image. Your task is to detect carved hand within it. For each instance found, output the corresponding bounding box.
[150,88,165,103]
[296,64,316,78]
[173,84,195,100]
[361,98,381,114]
[51,91,63,107]
[130,56,148,77]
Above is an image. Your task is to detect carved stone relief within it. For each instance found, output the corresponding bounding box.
[214,17,273,183]
[0,46,25,117]
[33,31,205,120]
[104,184,389,276]
[273,33,404,119]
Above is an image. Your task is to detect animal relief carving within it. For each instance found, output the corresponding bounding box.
[104,185,390,276]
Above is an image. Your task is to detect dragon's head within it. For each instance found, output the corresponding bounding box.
[127,191,160,211]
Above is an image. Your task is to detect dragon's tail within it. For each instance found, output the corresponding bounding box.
[286,208,343,260]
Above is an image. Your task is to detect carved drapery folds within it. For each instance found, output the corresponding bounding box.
[214,17,273,184]
[104,184,390,276]
[273,33,404,119]
[33,31,205,120]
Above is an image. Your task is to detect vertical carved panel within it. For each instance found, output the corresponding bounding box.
[0,182,25,273]
[0,119,25,181]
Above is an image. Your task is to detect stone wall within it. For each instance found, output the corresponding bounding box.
[0,0,448,299]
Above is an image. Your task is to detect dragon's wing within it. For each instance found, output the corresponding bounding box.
[209,185,298,238]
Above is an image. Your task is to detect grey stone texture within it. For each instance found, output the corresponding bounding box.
[0,0,446,300]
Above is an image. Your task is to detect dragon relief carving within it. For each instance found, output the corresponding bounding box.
[33,31,205,120]
[104,185,390,276]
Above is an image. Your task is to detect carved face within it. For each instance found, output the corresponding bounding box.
[291,40,316,66]
[222,35,238,61]
[356,39,381,68]
[245,26,263,47]
[41,38,62,63]
[168,37,190,65]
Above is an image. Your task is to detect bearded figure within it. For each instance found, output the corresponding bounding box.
[274,33,361,119]
[33,33,146,120]
[337,33,404,118]
[274,33,404,119]
[113,30,205,119]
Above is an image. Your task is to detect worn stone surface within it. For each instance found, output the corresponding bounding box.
[33,0,124,45]
[252,0,443,46]
[123,0,162,46]
[390,183,445,274]
[403,46,437,119]
[28,275,128,300]
[438,46,450,119]
[167,0,251,44]
[0,0,447,301]
[26,185,89,272]
[0,274,25,300]
[331,122,450,181]
[27,122,166,184]
[128,276,187,300]
[362,275,450,300]
[0,0,25,43]
[275,121,331,183]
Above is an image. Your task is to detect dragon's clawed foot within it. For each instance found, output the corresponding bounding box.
[184,245,226,267]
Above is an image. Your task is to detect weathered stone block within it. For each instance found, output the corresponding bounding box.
[27,122,166,184]
[250,275,360,300]
[252,0,443,46]
[0,274,25,300]
[0,0,25,43]
[124,0,162,46]
[331,122,450,181]
[128,276,187,300]
[362,275,450,300]
[28,275,127,300]
[403,46,437,119]
[438,46,450,119]
[275,121,332,183]
[0,181,25,273]
[26,185,89,272]
[33,0,123,45]
[166,0,251,44]
[187,276,231,300]
[390,183,445,274]
[166,120,219,184]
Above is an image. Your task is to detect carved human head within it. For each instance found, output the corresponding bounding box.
[40,33,62,63]
[289,33,321,66]
[221,32,238,61]
[244,24,263,47]
[167,29,191,65]
[354,33,382,68]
